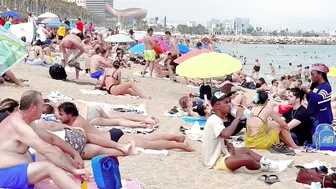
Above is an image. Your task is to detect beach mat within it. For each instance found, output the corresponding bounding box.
[0,177,141,189]
[180,116,206,126]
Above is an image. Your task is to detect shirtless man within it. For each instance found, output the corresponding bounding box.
[165,31,180,82]
[90,49,112,80]
[252,59,261,78]
[59,33,85,80]
[0,90,88,189]
[142,28,156,77]
[58,102,194,151]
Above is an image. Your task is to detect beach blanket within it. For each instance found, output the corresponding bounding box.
[164,110,206,126]
[96,125,156,135]
[31,177,142,189]
[133,71,169,80]
[80,89,139,99]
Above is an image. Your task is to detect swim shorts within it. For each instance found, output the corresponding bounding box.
[0,154,36,189]
[253,65,260,72]
[213,154,231,171]
[91,69,105,79]
[64,128,87,157]
[169,54,179,67]
[144,49,156,61]
[109,128,124,142]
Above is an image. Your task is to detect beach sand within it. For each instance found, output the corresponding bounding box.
[1,63,335,189]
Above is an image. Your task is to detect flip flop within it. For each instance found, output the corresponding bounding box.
[257,174,269,181]
[265,175,280,184]
[68,61,83,71]
[179,126,187,134]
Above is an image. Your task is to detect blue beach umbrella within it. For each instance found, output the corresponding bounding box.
[46,21,70,29]
[0,11,21,19]
[130,44,145,54]
[178,44,190,54]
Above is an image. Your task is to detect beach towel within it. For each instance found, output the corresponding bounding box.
[133,71,169,80]
[80,89,139,99]
[96,126,156,135]
[136,147,168,156]
[180,116,206,126]
[31,177,142,189]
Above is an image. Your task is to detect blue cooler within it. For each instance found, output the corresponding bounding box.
[92,155,122,189]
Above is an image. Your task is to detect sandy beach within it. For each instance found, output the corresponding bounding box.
[1,63,335,189]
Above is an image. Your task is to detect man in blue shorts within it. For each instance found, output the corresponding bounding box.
[0,90,89,189]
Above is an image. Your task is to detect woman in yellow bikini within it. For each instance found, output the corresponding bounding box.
[245,90,300,150]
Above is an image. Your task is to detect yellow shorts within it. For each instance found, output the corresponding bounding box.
[144,49,156,61]
[213,154,231,171]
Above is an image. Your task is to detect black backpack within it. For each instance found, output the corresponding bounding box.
[49,64,67,80]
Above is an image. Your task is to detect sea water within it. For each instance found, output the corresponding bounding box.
[219,44,336,79]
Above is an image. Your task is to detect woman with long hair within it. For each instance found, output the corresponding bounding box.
[307,63,332,129]
[0,98,19,122]
[99,61,150,99]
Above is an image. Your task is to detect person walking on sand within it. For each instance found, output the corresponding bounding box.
[0,90,89,189]
[165,31,181,82]
[142,28,156,77]
[59,32,85,80]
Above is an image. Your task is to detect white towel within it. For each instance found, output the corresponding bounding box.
[80,89,108,95]
[136,147,168,156]
[186,122,203,141]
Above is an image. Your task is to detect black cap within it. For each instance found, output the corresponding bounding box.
[211,92,232,106]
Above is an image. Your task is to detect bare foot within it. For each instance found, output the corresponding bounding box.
[184,141,195,152]
[144,117,156,125]
[176,135,186,143]
[150,116,160,123]
[120,143,132,154]
[127,141,138,156]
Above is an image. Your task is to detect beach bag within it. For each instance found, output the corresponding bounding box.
[92,155,122,189]
[49,64,67,80]
[312,123,336,151]
[296,168,336,188]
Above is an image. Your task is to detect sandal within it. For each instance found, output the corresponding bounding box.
[179,126,188,135]
[68,61,83,71]
[265,175,280,184]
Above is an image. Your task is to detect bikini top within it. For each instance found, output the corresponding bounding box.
[29,46,40,56]
[106,69,119,85]
[252,106,266,124]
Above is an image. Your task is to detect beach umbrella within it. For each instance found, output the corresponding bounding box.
[104,34,134,43]
[0,25,27,75]
[0,11,21,19]
[129,44,145,54]
[46,21,70,29]
[176,52,242,79]
[174,49,212,64]
[178,44,190,54]
[138,38,170,52]
[38,12,58,19]
[41,17,59,24]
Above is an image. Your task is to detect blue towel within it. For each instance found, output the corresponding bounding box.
[92,155,122,189]
[180,116,206,126]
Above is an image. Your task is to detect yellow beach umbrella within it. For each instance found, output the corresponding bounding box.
[328,67,336,77]
[176,52,242,78]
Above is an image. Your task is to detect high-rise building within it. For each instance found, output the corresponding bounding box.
[234,18,250,31]
[66,0,86,8]
[86,0,113,15]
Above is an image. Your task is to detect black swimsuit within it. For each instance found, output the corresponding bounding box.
[106,70,119,94]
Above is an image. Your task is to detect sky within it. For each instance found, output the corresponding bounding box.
[114,0,336,31]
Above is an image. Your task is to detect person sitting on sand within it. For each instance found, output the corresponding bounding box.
[221,83,252,107]
[89,48,112,79]
[245,90,300,150]
[179,96,212,118]
[26,40,52,65]
[0,98,18,122]
[0,90,88,189]
[33,104,137,159]
[58,102,194,151]
[202,92,280,172]
[281,88,313,145]
[98,61,150,99]
[49,99,159,128]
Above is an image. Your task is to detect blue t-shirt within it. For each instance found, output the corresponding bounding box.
[307,82,333,124]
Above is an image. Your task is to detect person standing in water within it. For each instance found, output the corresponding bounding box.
[252,59,261,79]
[142,28,156,78]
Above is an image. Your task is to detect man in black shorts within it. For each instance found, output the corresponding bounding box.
[57,102,194,152]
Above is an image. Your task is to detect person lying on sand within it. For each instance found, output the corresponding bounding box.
[57,102,194,151]
[179,96,212,118]
[1,70,29,87]
[32,106,138,159]
[202,92,281,172]
[49,99,159,128]
[0,90,89,189]
[97,61,151,99]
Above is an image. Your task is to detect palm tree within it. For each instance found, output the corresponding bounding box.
[155,16,159,24]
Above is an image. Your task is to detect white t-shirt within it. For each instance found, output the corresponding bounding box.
[201,114,228,169]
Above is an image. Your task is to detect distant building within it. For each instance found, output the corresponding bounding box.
[186,21,196,27]
[234,17,250,31]
[86,0,113,15]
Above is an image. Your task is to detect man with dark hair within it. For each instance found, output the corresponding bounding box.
[196,42,202,50]
[57,102,194,152]
[165,30,180,82]
[202,92,282,172]
[141,28,156,77]
[0,90,88,189]
[282,88,313,145]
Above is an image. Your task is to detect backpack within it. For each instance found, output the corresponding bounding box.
[312,124,336,151]
[92,155,122,189]
[49,64,67,80]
